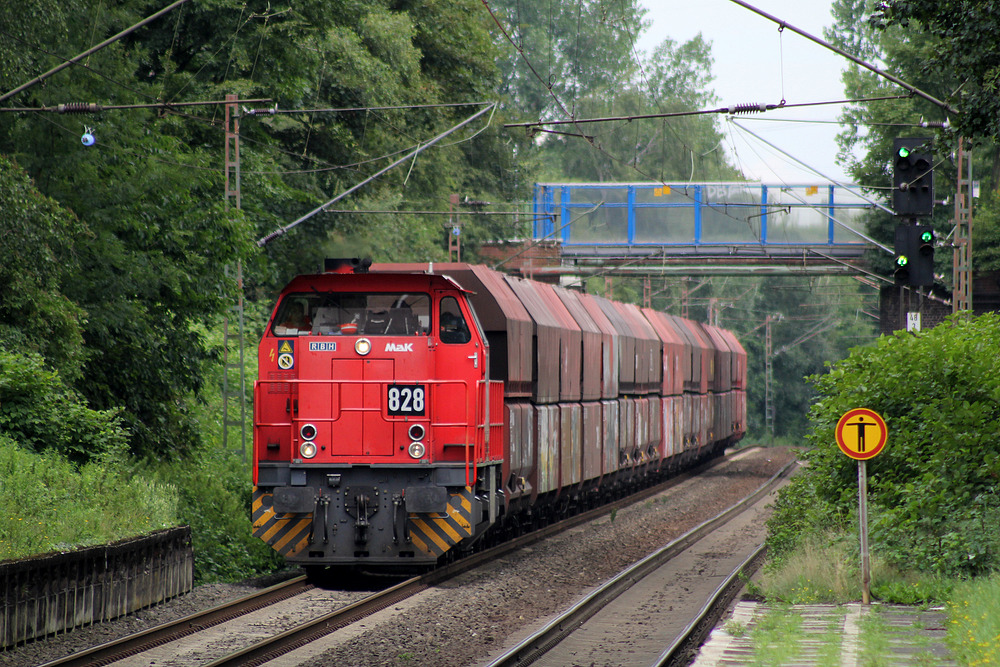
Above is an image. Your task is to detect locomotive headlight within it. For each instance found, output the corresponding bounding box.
[300,423,317,441]
[355,338,372,356]
[407,424,426,441]
[300,441,318,459]
[407,441,426,459]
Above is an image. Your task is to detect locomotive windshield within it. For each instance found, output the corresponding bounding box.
[272,292,431,336]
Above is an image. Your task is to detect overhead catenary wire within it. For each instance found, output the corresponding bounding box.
[0,0,193,104]
[725,0,958,116]
[243,102,495,116]
[5,92,496,183]
[0,99,271,113]
[740,116,951,129]
[0,26,165,104]
[256,102,498,247]
[729,119,896,239]
[504,95,911,130]
[321,208,527,216]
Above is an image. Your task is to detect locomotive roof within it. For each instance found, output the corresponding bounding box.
[279,270,469,295]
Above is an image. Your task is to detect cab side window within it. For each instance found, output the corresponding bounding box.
[439,296,471,344]
[273,298,313,336]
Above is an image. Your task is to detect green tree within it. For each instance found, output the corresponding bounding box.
[491,0,648,123]
[0,156,87,381]
[871,0,1000,142]
[0,0,516,458]
[732,276,878,440]
[534,36,738,183]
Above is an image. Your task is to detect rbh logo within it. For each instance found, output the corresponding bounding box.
[384,342,414,352]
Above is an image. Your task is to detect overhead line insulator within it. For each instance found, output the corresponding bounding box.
[727,102,771,114]
[57,102,103,114]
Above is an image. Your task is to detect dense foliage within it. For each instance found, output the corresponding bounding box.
[492,0,737,182]
[0,434,177,560]
[0,349,127,463]
[871,0,1000,142]
[0,155,87,383]
[0,0,527,461]
[768,312,1000,577]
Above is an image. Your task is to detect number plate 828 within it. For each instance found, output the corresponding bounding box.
[386,384,426,416]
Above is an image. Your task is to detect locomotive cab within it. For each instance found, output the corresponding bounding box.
[252,266,504,572]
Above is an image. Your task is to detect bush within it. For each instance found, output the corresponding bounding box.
[148,448,283,583]
[0,349,128,464]
[0,435,177,560]
[767,312,1000,578]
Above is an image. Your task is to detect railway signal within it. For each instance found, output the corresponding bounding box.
[893,225,912,285]
[912,226,935,287]
[892,138,934,216]
[894,224,935,287]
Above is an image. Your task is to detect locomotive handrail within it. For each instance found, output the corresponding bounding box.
[254,378,486,472]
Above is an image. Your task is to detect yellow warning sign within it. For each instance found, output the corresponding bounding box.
[276,339,294,370]
[836,408,887,460]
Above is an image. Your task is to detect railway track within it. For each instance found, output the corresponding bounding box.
[43,449,786,667]
[37,576,314,667]
[483,458,795,667]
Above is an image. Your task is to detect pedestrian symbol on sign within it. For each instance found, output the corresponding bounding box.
[853,416,870,452]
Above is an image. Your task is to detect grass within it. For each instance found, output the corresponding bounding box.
[748,604,804,666]
[946,574,1000,667]
[752,530,1000,666]
[725,604,956,667]
[758,532,954,605]
[736,605,844,667]
[0,311,283,582]
[0,438,177,561]
[857,607,891,667]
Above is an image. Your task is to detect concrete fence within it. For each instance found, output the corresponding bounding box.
[1,526,193,648]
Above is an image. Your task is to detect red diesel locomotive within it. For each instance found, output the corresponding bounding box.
[252,259,746,572]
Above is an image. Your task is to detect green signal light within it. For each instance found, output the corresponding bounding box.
[898,146,911,158]
[920,230,933,243]
[896,255,909,267]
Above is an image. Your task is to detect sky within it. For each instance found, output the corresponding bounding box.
[637,0,854,184]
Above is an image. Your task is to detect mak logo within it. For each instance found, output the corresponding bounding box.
[384,342,414,353]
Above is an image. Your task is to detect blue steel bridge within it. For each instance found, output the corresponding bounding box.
[529,182,882,278]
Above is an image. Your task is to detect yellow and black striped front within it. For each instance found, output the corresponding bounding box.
[252,487,311,557]
[408,487,476,558]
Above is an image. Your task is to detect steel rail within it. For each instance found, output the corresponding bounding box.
[483,459,796,667]
[653,543,768,667]
[38,575,312,667]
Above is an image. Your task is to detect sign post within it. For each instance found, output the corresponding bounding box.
[835,408,888,605]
